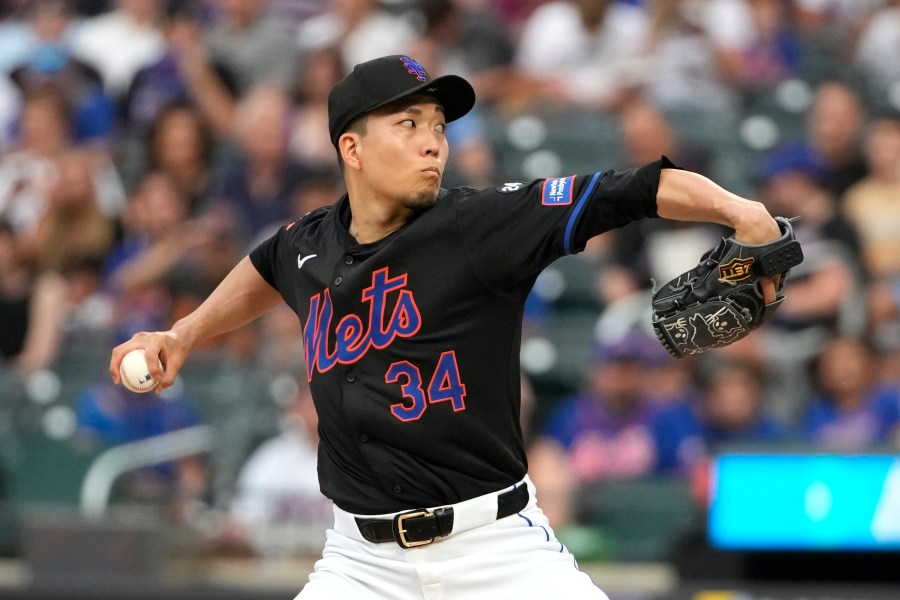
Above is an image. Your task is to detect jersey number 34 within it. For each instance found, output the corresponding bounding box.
[386,350,467,422]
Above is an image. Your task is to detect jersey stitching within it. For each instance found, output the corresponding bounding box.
[563,171,602,255]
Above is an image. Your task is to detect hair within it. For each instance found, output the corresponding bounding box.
[808,334,878,384]
[695,357,765,395]
[147,102,213,167]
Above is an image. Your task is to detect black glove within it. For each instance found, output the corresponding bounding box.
[651,216,804,358]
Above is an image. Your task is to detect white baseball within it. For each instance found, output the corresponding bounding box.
[119,349,160,394]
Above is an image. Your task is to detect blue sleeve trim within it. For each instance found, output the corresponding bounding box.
[563,171,602,255]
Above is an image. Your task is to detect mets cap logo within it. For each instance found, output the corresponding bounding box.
[718,257,755,282]
[400,56,428,82]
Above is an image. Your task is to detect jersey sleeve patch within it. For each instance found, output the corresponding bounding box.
[496,182,524,193]
[541,176,575,206]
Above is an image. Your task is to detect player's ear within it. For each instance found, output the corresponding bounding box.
[339,133,362,171]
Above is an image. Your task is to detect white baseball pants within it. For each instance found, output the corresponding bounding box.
[295,476,608,600]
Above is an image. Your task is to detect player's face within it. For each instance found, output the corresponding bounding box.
[358,96,449,209]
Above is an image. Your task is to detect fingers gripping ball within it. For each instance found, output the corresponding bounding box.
[651,216,804,358]
[119,349,161,393]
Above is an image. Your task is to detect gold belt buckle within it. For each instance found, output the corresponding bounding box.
[393,510,434,549]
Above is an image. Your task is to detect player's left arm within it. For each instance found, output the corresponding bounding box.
[655,168,782,303]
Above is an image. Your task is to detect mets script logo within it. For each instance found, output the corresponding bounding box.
[400,56,428,82]
[303,268,421,379]
[718,257,755,282]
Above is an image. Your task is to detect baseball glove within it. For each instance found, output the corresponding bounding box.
[651,216,803,358]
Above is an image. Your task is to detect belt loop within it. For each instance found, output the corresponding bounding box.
[433,506,453,537]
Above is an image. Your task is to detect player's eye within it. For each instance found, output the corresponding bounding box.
[400,119,415,128]
[435,123,446,134]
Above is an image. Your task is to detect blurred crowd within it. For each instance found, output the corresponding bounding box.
[0,0,899,560]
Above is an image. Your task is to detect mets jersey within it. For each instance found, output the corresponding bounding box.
[249,159,669,514]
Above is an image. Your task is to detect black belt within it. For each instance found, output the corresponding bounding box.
[355,483,529,549]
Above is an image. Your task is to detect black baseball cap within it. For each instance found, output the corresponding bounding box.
[328,55,476,148]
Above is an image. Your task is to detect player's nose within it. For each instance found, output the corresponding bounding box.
[423,138,440,158]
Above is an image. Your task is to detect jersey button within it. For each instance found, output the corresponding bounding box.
[358,432,369,443]
[346,372,356,383]
[333,276,343,286]
[344,256,354,265]
[392,484,403,494]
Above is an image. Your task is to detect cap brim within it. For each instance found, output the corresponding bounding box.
[368,74,476,124]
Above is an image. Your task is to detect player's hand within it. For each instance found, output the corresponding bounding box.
[730,200,783,305]
[109,330,190,393]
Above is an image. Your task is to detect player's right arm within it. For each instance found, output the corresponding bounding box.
[109,256,282,392]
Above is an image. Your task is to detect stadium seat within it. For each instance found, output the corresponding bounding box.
[576,476,701,562]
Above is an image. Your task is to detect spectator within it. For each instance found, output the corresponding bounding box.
[296,0,419,71]
[145,103,215,212]
[492,0,544,38]
[103,171,194,338]
[514,0,649,112]
[410,0,516,105]
[0,88,69,236]
[0,221,33,363]
[14,252,114,374]
[8,0,117,145]
[854,0,900,105]
[205,84,310,243]
[221,378,332,557]
[69,0,166,99]
[767,81,869,199]
[735,148,865,417]
[205,0,301,95]
[288,47,345,171]
[756,148,863,337]
[650,358,786,474]
[842,115,900,339]
[802,335,900,451]
[794,0,883,43]
[842,115,900,279]
[105,170,243,351]
[807,81,870,197]
[74,376,207,520]
[642,0,738,117]
[703,0,801,95]
[21,148,115,273]
[122,1,240,138]
[538,333,663,485]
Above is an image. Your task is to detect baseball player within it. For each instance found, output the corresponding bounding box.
[110,55,782,599]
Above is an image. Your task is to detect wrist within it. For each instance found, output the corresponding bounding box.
[170,319,201,354]
[729,199,780,244]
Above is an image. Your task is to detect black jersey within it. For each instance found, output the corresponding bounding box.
[249,159,667,514]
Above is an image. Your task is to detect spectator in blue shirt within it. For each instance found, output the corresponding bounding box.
[541,332,665,483]
[651,358,786,474]
[802,335,900,451]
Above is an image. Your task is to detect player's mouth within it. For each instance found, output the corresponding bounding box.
[422,166,441,178]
